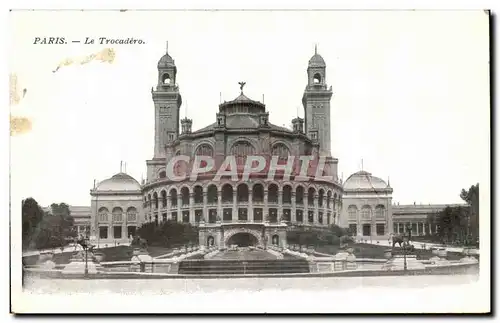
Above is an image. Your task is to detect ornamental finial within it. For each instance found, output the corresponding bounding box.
[238,81,246,93]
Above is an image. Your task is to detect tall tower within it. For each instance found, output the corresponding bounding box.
[152,43,182,158]
[302,46,333,156]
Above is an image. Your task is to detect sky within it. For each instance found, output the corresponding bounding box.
[9,10,490,207]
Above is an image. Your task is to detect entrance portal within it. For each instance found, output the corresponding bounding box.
[226,232,258,247]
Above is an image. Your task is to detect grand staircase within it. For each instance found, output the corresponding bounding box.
[178,259,310,275]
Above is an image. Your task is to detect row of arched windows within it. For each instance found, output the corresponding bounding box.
[145,184,340,210]
[169,141,292,162]
[347,205,386,220]
[98,206,137,222]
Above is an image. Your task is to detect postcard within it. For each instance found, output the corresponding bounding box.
[9,9,490,314]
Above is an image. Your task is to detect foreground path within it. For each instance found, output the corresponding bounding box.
[23,274,479,294]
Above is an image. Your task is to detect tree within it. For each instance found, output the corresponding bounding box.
[328,224,349,237]
[22,198,45,250]
[435,206,468,244]
[50,203,76,245]
[460,183,479,241]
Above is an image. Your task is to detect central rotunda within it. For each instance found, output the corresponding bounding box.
[141,47,342,248]
[90,46,346,248]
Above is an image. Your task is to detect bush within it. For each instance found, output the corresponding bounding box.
[136,221,198,247]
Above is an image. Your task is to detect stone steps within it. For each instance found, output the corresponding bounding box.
[178,259,310,275]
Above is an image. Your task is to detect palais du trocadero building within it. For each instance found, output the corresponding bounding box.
[84,47,445,247]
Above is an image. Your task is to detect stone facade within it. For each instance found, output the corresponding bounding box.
[72,45,467,245]
[341,171,393,239]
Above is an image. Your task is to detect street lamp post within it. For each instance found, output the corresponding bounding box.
[77,236,91,278]
[84,236,90,277]
[403,235,408,272]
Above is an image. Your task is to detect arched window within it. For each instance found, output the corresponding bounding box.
[296,186,304,205]
[283,185,292,204]
[112,207,123,222]
[271,143,290,161]
[318,189,325,207]
[195,144,214,157]
[375,205,385,219]
[153,192,159,209]
[126,207,137,222]
[221,184,233,203]
[252,184,264,203]
[170,188,178,207]
[147,194,152,209]
[207,185,218,204]
[194,186,203,204]
[159,170,166,179]
[98,207,109,222]
[313,73,322,84]
[361,205,372,219]
[308,187,316,205]
[327,191,332,208]
[268,184,279,203]
[237,184,249,202]
[162,73,171,84]
[231,141,255,165]
[348,205,357,219]
[161,190,167,208]
[181,187,190,206]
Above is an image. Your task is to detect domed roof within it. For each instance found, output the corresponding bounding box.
[308,54,326,67]
[96,172,141,192]
[218,91,266,114]
[157,53,175,68]
[220,92,265,108]
[343,171,389,191]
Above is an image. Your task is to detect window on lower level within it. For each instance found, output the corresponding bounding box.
[114,226,122,239]
[208,209,217,223]
[308,211,314,223]
[296,210,303,223]
[99,227,108,239]
[195,210,202,223]
[238,208,247,221]
[348,224,357,235]
[223,209,232,222]
[376,224,385,236]
[253,208,263,222]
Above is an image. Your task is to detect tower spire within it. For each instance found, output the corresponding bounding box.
[315,43,317,55]
[166,41,168,54]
